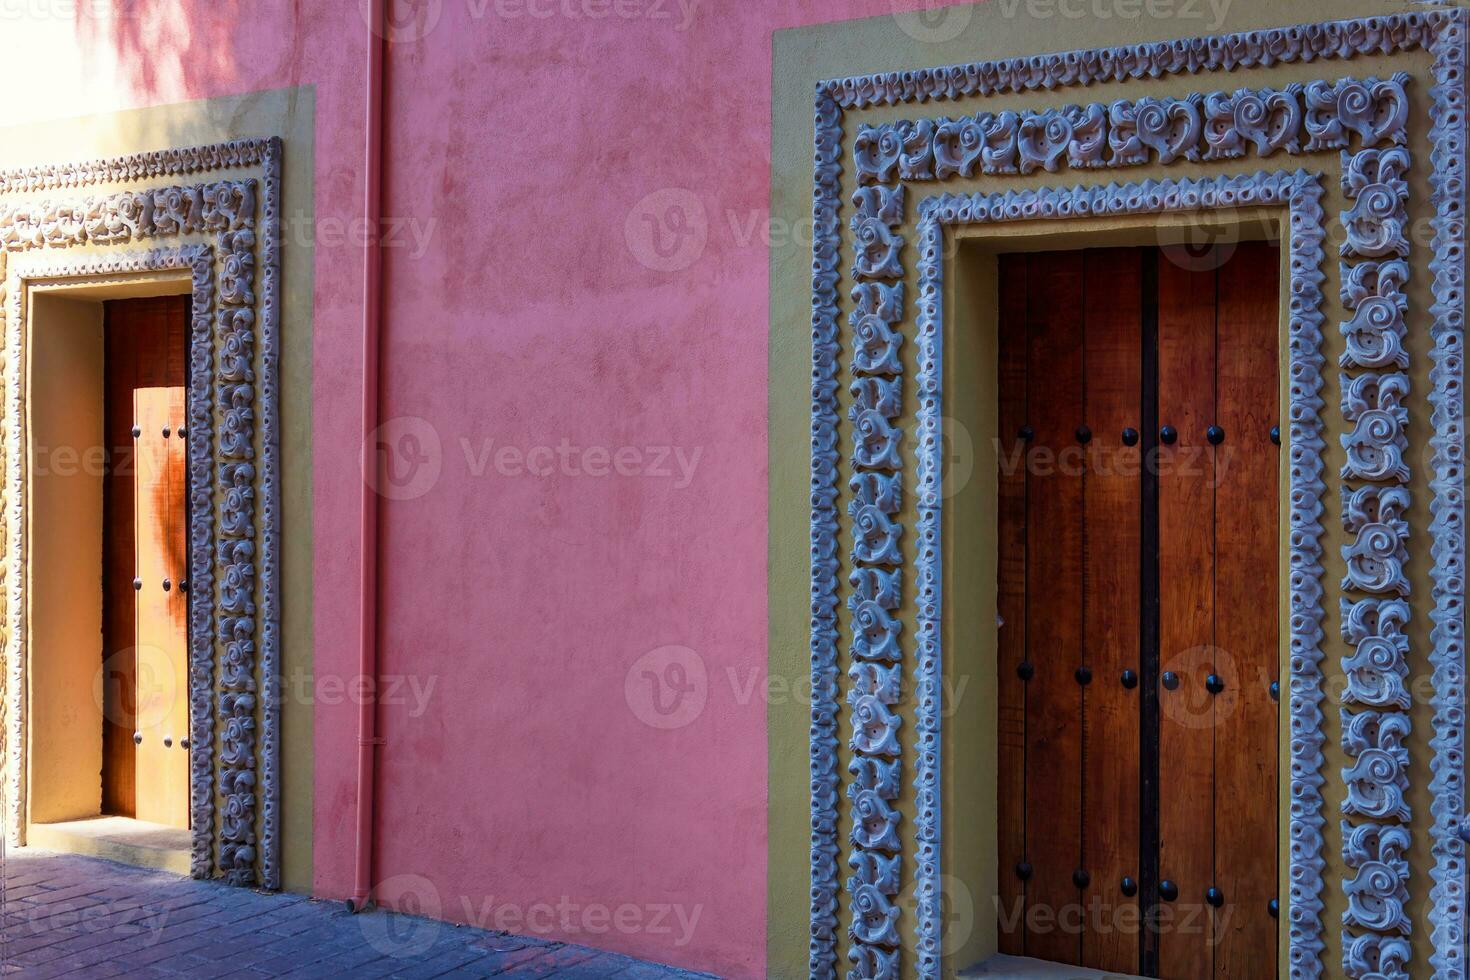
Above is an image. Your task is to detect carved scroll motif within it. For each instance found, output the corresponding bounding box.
[852,74,1411,186]
[844,183,905,980]
[1336,94,1417,978]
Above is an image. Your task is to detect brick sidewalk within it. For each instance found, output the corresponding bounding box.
[0,850,714,978]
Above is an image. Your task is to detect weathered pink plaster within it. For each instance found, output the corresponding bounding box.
[0,3,956,975]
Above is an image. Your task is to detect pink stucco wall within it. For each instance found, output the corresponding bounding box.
[0,2,952,975]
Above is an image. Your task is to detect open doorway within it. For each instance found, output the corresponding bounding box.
[100,295,191,828]
[26,289,192,871]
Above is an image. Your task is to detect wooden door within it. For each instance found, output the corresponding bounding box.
[1156,242,1282,977]
[102,296,191,829]
[995,243,1279,978]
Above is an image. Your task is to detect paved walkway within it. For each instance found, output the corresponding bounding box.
[0,850,713,978]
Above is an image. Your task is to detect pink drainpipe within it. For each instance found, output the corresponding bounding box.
[351,0,386,914]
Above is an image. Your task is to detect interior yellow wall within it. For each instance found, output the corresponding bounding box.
[770,2,1452,977]
[0,87,316,891]
[943,240,1000,969]
[26,293,105,824]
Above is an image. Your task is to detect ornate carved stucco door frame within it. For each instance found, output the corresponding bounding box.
[0,139,285,889]
[807,11,1467,979]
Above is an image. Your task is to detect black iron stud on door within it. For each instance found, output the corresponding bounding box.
[1206,425,1224,445]
[1160,425,1177,445]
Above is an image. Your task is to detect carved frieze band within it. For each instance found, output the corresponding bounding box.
[808,11,1467,979]
[0,138,276,196]
[1425,15,1469,979]
[846,184,906,980]
[854,74,1409,185]
[912,210,944,975]
[825,16,1437,109]
[1335,101,1415,977]
[186,246,219,879]
[0,180,257,251]
[0,139,284,890]
[257,133,285,894]
[214,194,262,887]
[810,87,844,978]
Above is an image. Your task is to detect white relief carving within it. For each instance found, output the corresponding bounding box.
[1342,147,1410,258]
[1341,372,1410,484]
[1341,598,1412,710]
[1342,708,1412,822]
[1341,259,1409,371]
[854,73,1413,186]
[1344,932,1412,980]
[846,166,906,976]
[1342,485,1411,596]
[0,142,283,890]
[1342,821,1413,935]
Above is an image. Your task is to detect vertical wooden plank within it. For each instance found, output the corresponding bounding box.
[996,253,1029,954]
[1212,241,1281,978]
[1156,253,1218,977]
[133,385,177,827]
[165,382,191,827]
[1080,249,1143,974]
[1024,250,1085,965]
[101,306,137,818]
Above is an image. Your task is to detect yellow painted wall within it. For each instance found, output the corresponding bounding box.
[26,293,105,824]
[770,2,1455,976]
[0,87,316,892]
